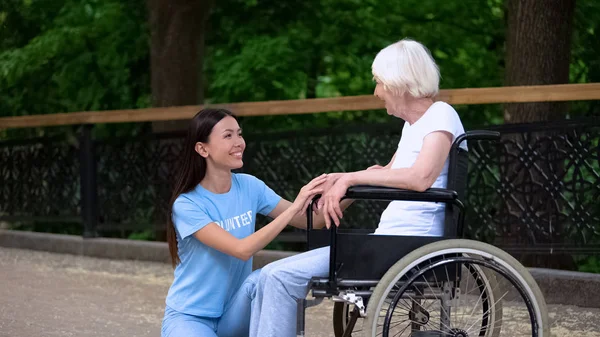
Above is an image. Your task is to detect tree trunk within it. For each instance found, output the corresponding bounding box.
[504,0,575,123]
[147,0,214,132]
[503,0,576,269]
[146,0,214,241]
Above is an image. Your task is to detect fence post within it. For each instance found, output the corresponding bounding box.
[79,124,98,238]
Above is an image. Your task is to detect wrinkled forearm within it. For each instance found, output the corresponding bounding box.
[345,168,430,192]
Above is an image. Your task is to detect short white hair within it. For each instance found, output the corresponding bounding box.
[372,38,440,98]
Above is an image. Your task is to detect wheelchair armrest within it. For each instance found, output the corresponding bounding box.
[305,186,458,232]
[343,185,458,203]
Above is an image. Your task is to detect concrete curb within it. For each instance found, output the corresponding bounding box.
[1,229,598,308]
[528,268,600,308]
[0,229,295,269]
[0,229,171,263]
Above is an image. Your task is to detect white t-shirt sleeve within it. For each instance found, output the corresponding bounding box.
[172,196,214,239]
[417,102,464,142]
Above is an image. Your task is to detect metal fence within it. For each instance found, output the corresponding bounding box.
[1,118,599,264]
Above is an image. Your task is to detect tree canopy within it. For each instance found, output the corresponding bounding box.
[0,0,598,136]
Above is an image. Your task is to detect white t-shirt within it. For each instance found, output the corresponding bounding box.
[375,101,466,237]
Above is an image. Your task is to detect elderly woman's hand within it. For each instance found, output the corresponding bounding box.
[313,173,341,213]
[367,164,385,170]
[318,175,351,228]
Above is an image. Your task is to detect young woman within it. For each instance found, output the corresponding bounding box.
[161,108,331,337]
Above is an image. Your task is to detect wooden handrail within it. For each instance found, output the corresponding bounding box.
[1,83,599,130]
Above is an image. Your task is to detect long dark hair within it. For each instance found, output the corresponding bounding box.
[167,108,237,267]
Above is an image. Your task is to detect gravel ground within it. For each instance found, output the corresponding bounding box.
[0,247,599,337]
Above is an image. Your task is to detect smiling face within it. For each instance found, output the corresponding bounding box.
[195,116,245,170]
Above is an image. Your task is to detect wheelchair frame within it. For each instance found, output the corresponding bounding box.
[306,131,498,288]
[294,130,548,337]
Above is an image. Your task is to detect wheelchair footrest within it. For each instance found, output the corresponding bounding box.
[309,277,378,298]
[310,277,379,288]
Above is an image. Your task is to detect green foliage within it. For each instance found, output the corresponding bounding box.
[569,1,600,118]
[127,229,156,241]
[206,0,507,131]
[8,220,82,236]
[0,0,150,139]
[576,256,600,274]
[1,0,598,134]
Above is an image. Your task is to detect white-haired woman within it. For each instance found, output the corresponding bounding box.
[249,39,467,337]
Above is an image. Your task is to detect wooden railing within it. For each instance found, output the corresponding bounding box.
[1,83,600,130]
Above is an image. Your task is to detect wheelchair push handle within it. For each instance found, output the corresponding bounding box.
[454,130,501,147]
[451,130,500,157]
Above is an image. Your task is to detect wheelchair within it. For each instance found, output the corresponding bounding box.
[296,131,549,337]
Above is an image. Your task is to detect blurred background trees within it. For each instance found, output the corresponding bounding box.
[1,0,598,136]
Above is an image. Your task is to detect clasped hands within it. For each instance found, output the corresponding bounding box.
[313,164,385,229]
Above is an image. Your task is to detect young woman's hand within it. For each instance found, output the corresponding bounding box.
[290,174,328,215]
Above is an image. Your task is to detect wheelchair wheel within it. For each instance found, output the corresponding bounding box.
[363,239,549,337]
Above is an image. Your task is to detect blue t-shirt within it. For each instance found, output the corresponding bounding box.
[165,173,281,317]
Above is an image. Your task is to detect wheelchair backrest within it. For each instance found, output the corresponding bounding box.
[443,137,469,237]
[443,131,500,237]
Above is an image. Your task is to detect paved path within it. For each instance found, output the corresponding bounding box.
[0,247,599,337]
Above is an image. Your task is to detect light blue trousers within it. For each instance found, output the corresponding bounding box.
[162,269,261,337]
[250,247,330,337]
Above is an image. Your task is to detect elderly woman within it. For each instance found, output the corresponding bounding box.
[250,38,467,337]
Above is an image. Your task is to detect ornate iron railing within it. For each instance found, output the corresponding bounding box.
[1,119,599,262]
[465,120,600,255]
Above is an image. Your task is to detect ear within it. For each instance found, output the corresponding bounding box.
[195,142,209,158]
